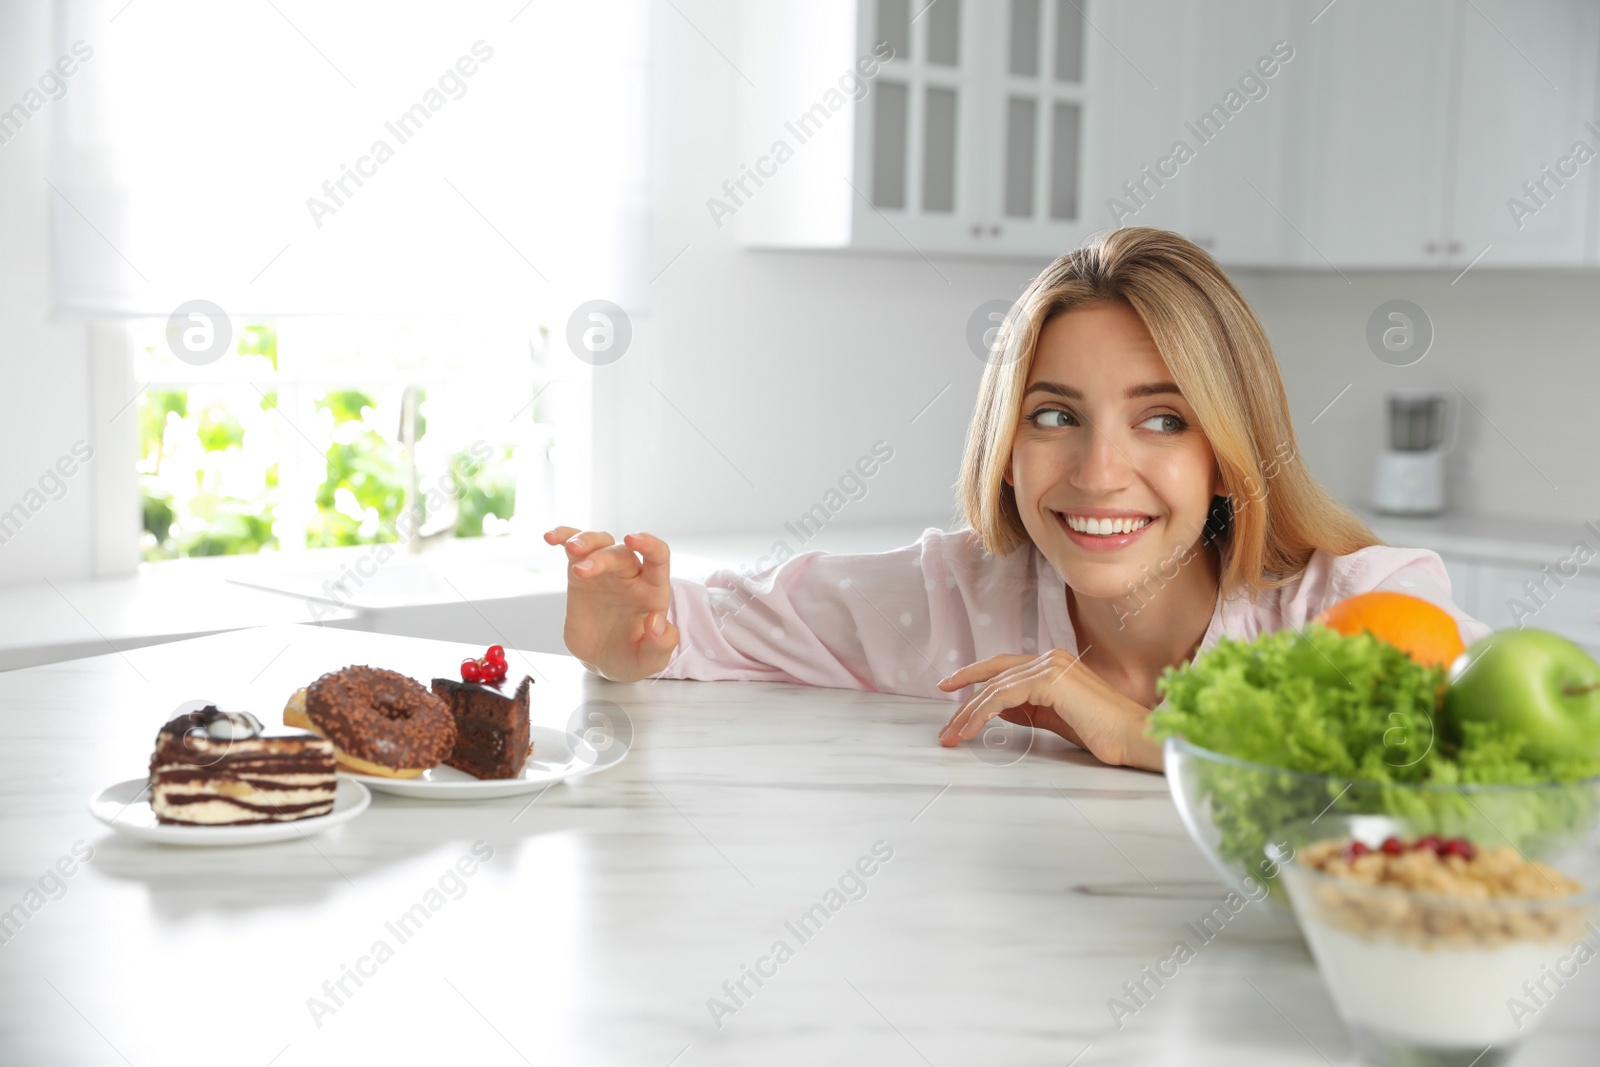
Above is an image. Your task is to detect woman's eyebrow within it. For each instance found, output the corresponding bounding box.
[1023,381,1183,400]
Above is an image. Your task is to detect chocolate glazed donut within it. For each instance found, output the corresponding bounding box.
[302,666,456,777]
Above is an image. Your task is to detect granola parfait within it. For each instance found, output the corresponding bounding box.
[1272,818,1599,1067]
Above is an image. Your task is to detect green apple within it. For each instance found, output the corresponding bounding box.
[1444,629,1600,763]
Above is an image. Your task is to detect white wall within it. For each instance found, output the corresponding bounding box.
[599,0,1599,549]
[1234,269,1600,528]
[0,0,95,584]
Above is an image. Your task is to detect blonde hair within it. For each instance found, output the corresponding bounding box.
[957,226,1379,599]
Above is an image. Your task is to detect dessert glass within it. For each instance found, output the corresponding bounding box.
[1269,815,1600,1067]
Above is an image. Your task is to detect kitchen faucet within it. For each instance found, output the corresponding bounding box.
[398,384,456,554]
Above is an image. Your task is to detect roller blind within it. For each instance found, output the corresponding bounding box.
[49,0,652,319]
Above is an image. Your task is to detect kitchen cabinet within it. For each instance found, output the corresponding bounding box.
[1469,561,1600,652]
[738,0,1101,254]
[1086,1,1192,236]
[1172,0,1300,265]
[738,0,1600,267]
[849,0,981,250]
[1449,0,1600,266]
[980,0,1094,253]
[1289,0,1460,268]
[1254,0,1599,268]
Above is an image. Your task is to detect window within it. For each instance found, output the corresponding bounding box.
[53,1,649,569]
[131,316,562,561]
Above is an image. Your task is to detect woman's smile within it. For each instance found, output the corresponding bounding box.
[1053,509,1157,552]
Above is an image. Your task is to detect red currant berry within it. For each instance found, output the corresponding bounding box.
[1342,840,1370,862]
[486,644,506,664]
[1413,835,1445,855]
[461,658,483,682]
[1443,838,1476,861]
[1380,836,1405,856]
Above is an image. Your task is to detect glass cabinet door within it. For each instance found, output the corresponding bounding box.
[997,0,1086,226]
[852,0,1092,252]
[865,0,968,218]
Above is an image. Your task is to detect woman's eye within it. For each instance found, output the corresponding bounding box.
[1029,409,1075,429]
[1139,414,1186,434]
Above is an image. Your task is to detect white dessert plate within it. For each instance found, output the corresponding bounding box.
[89,777,371,847]
[341,725,628,800]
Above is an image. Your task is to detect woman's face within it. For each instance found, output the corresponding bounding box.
[1006,300,1223,601]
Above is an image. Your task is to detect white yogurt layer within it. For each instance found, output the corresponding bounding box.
[1298,916,1559,1046]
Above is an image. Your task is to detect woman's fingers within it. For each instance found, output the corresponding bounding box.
[937,653,1034,691]
[623,532,672,583]
[571,543,644,580]
[938,682,995,744]
[937,707,973,746]
[938,659,1059,744]
[640,610,678,653]
[550,530,670,583]
[548,529,616,560]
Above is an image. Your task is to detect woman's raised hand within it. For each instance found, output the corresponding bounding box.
[544,527,679,683]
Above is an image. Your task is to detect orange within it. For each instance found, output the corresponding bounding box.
[1313,591,1467,669]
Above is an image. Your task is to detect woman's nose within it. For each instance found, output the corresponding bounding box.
[1068,419,1133,494]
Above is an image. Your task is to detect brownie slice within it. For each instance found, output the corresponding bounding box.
[430,675,534,779]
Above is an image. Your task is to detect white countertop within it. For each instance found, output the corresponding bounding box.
[0,568,360,672]
[1356,507,1600,571]
[0,521,952,671]
[1,624,1596,1064]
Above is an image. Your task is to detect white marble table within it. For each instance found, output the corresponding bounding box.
[1,625,1595,1066]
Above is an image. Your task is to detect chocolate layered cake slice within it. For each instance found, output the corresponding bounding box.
[430,676,534,779]
[149,707,338,825]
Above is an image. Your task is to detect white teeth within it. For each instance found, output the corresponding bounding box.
[1062,514,1151,536]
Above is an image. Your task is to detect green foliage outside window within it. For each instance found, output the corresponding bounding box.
[139,386,279,560]
[137,325,525,561]
[452,444,517,538]
[306,390,407,548]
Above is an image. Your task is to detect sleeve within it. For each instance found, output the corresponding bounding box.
[1323,545,1493,647]
[653,527,1037,700]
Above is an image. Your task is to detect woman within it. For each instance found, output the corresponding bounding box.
[545,228,1489,772]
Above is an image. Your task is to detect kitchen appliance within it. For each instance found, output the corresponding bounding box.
[1372,390,1456,516]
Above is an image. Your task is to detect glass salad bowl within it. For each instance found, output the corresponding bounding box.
[1268,814,1600,1066]
[1163,736,1600,906]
